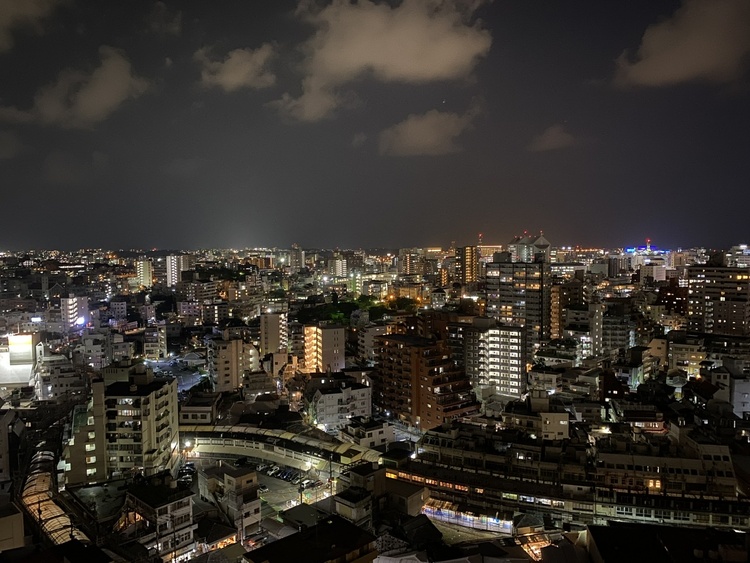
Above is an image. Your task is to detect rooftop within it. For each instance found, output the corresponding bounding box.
[244,515,375,563]
[106,378,172,397]
[128,480,194,509]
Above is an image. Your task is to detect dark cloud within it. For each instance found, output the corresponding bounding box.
[273,0,492,121]
[0,0,58,52]
[0,1,748,250]
[379,109,477,156]
[194,45,276,92]
[148,1,182,36]
[527,124,576,152]
[615,0,750,86]
[351,132,367,148]
[0,46,148,129]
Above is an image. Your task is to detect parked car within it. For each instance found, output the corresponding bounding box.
[259,484,269,493]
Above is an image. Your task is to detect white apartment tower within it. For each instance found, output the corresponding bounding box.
[143,324,168,360]
[32,343,86,400]
[464,318,526,399]
[260,313,288,355]
[62,361,180,486]
[137,259,154,288]
[304,324,345,373]
[206,332,260,393]
[61,294,88,330]
[166,254,195,287]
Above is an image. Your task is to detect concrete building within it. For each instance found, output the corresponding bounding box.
[397,248,425,276]
[463,317,525,399]
[507,233,551,263]
[259,313,288,355]
[109,300,127,320]
[307,380,372,431]
[550,278,585,340]
[143,323,168,360]
[136,259,153,288]
[198,463,261,538]
[289,244,305,273]
[304,324,345,374]
[374,334,479,429]
[166,254,195,287]
[485,257,551,364]
[31,343,85,400]
[245,515,377,563]
[687,266,750,336]
[456,246,479,285]
[563,303,605,359]
[0,499,24,552]
[206,332,260,393]
[61,294,88,330]
[62,362,179,486]
[202,300,229,325]
[357,323,391,363]
[179,392,221,425]
[339,416,395,449]
[118,476,197,561]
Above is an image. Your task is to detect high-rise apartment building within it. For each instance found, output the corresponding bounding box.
[464,318,525,399]
[206,332,260,393]
[32,343,85,400]
[62,361,179,486]
[166,254,195,287]
[374,334,479,429]
[398,248,424,276]
[486,258,551,364]
[304,324,345,373]
[259,313,288,355]
[550,278,584,339]
[328,257,348,277]
[61,294,88,330]
[143,324,168,360]
[456,246,479,285]
[507,233,551,263]
[289,244,305,273]
[687,266,750,336]
[136,259,153,288]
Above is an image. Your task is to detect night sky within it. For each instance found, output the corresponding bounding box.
[1,0,749,251]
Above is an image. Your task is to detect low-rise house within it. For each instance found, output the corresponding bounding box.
[198,462,261,538]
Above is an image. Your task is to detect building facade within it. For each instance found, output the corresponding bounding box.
[687,266,750,336]
[304,324,345,373]
[486,259,551,364]
[374,334,479,429]
[464,318,526,399]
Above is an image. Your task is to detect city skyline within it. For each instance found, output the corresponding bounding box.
[1,0,749,250]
